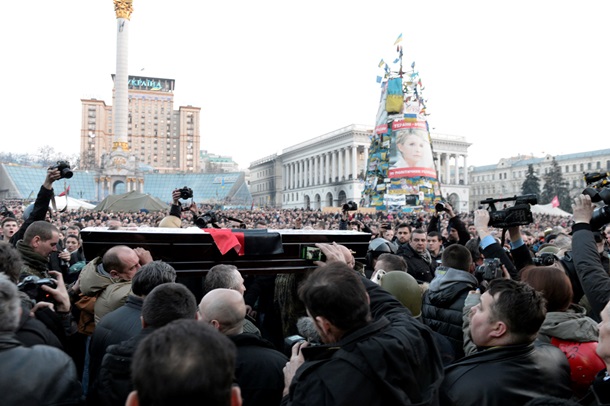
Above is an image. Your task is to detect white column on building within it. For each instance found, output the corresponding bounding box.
[338,148,344,181]
[330,149,339,182]
[463,155,468,185]
[453,155,459,185]
[326,152,331,183]
[292,162,296,189]
[309,157,314,186]
[284,165,288,190]
[445,154,451,185]
[351,145,357,180]
[314,155,319,185]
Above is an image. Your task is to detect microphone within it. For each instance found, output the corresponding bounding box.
[296,316,322,344]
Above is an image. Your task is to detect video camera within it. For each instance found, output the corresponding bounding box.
[582,172,610,230]
[194,211,244,229]
[479,194,537,229]
[49,160,73,179]
[17,275,57,304]
[532,252,556,266]
[474,258,503,281]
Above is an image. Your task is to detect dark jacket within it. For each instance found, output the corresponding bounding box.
[427,214,470,247]
[230,333,288,406]
[88,295,143,399]
[281,277,444,406]
[581,369,610,406]
[0,332,83,405]
[572,223,610,322]
[421,267,478,360]
[96,328,152,406]
[397,243,434,283]
[9,185,54,247]
[441,342,572,406]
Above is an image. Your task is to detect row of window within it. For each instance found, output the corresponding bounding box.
[474,160,610,182]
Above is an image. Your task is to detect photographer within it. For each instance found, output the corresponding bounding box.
[9,167,61,246]
[164,188,198,227]
[427,202,470,248]
[570,194,610,321]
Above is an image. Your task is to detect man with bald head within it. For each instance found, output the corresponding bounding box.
[200,288,288,406]
[79,245,153,323]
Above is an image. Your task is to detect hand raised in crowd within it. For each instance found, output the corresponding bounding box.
[572,194,593,224]
[473,209,491,239]
[314,242,356,268]
[444,203,456,218]
[43,167,61,190]
[171,189,182,205]
[134,247,153,265]
[41,271,71,313]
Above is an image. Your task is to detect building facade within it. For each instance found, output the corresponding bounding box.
[80,75,201,173]
[468,149,610,211]
[248,126,472,211]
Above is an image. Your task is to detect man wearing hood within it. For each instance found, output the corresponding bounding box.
[421,244,478,360]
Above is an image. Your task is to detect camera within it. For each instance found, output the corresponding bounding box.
[582,172,610,230]
[49,161,73,179]
[178,186,193,200]
[474,258,503,281]
[532,253,556,266]
[480,194,537,229]
[300,245,326,262]
[284,334,306,355]
[17,275,57,304]
[194,211,219,228]
[435,202,446,212]
[342,201,358,211]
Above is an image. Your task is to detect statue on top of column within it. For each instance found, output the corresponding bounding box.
[361,35,442,212]
[114,0,133,20]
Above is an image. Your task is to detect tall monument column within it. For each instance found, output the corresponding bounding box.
[113,0,133,151]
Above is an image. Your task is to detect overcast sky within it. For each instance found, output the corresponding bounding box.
[2,0,609,170]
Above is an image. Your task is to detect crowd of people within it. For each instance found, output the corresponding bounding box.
[2,168,610,405]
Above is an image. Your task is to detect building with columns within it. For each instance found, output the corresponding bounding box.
[432,133,472,213]
[468,149,610,212]
[249,125,472,211]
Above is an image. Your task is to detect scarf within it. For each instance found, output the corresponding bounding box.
[16,240,50,278]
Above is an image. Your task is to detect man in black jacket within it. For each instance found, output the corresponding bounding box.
[199,288,288,406]
[0,274,83,405]
[421,244,478,360]
[397,228,435,283]
[427,202,470,248]
[282,254,444,406]
[88,260,177,403]
[441,279,572,405]
[96,283,198,406]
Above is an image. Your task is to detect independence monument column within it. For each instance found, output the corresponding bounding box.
[112,0,133,151]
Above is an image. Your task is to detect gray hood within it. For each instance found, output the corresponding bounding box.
[538,304,599,343]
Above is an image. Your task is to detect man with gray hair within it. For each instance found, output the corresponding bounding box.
[204,264,260,335]
[200,288,288,406]
[0,274,83,405]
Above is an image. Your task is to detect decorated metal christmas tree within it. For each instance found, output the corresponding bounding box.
[361,34,442,212]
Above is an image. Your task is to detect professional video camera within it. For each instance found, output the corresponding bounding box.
[474,258,503,281]
[178,186,194,200]
[49,160,73,179]
[17,275,57,304]
[582,172,610,230]
[194,211,244,229]
[479,194,537,229]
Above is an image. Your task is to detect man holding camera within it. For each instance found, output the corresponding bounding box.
[281,244,444,406]
[427,202,470,248]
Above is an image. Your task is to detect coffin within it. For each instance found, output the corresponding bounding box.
[80,227,371,277]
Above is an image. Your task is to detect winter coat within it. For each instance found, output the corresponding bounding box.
[281,277,444,406]
[441,342,572,406]
[397,243,434,283]
[79,257,132,324]
[230,333,288,406]
[421,267,478,360]
[0,332,83,405]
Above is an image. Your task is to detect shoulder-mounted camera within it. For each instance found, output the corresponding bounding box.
[480,194,537,229]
